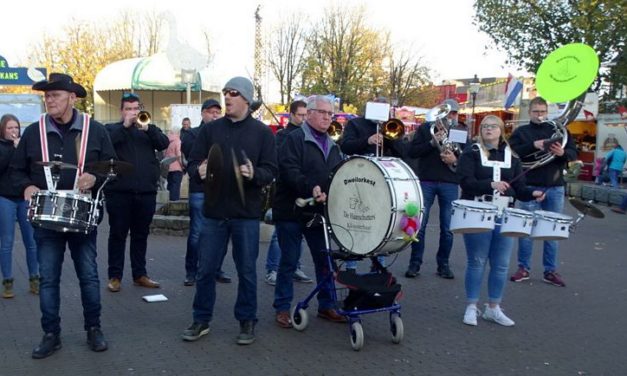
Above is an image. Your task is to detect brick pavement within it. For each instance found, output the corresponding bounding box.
[1,203,626,376]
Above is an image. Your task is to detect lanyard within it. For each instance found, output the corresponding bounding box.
[38,113,91,192]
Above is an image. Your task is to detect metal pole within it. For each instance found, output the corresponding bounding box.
[186,82,191,104]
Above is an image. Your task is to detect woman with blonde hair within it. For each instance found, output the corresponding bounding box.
[456,115,544,326]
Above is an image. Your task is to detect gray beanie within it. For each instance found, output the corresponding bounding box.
[223,76,254,105]
[442,98,460,112]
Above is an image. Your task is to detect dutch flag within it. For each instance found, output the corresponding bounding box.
[504,74,523,110]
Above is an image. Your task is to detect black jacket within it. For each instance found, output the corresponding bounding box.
[188,114,277,219]
[0,139,21,198]
[181,122,208,194]
[458,142,535,202]
[407,123,460,184]
[273,122,344,222]
[339,117,404,157]
[104,122,169,194]
[276,122,301,150]
[10,111,116,198]
[508,121,577,187]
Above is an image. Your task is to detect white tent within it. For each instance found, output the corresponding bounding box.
[93,53,222,128]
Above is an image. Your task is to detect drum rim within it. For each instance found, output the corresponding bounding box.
[534,210,572,221]
[324,156,423,256]
[503,208,534,218]
[453,199,498,211]
[32,190,95,202]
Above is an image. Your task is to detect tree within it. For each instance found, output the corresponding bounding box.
[385,48,432,107]
[301,5,390,111]
[474,0,626,96]
[28,12,163,113]
[266,13,309,105]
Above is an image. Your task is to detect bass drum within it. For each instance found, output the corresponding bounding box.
[325,156,423,257]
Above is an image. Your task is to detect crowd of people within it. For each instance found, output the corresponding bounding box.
[0,71,619,360]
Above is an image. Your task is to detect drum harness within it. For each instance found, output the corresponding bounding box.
[474,143,513,218]
[38,113,91,192]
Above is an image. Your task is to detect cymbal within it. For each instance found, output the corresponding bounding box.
[160,156,177,166]
[568,197,605,219]
[85,159,134,176]
[36,161,77,170]
[231,148,245,206]
[204,144,223,206]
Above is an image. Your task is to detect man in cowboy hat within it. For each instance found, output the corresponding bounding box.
[10,73,116,358]
[182,76,277,345]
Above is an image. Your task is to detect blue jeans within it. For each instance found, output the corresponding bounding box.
[106,192,156,280]
[408,182,459,270]
[34,228,101,334]
[273,221,333,313]
[192,218,259,323]
[167,171,184,201]
[0,196,38,279]
[185,192,228,279]
[265,228,302,272]
[609,169,621,188]
[463,221,514,304]
[517,185,565,272]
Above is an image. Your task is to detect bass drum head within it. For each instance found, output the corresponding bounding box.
[326,157,392,256]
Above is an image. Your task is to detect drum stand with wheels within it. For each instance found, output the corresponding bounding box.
[290,214,404,351]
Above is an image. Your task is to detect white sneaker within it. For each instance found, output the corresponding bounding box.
[482,304,515,326]
[463,304,480,326]
[293,268,313,283]
[265,271,277,286]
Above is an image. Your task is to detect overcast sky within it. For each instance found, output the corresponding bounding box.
[1,0,528,86]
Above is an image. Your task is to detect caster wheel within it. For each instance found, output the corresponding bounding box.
[350,321,364,351]
[291,307,308,331]
[390,314,404,344]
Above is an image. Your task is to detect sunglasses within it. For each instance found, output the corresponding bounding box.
[222,89,241,97]
[122,93,140,100]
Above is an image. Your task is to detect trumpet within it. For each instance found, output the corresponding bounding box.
[328,121,343,141]
[136,111,151,127]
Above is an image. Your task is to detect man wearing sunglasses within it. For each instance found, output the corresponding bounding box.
[182,77,277,345]
[104,93,170,293]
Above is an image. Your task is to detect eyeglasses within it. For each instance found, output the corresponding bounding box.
[222,89,241,97]
[481,124,500,129]
[122,93,140,100]
[531,110,547,114]
[310,109,334,117]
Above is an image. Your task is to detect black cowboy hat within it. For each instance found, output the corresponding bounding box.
[32,73,87,98]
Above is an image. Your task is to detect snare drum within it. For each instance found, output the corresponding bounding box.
[450,200,497,234]
[500,208,534,237]
[530,210,572,240]
[325,156,423,257]
[28,190,99,233]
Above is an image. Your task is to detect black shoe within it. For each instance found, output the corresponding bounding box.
[181,322,210,342]
[216,272,232,284]
[183,276,195,286]
[437,266,455,279]
[236,320,256,345]
[87,327,108,352]
[32,333,61,359]
[405,267,420,278]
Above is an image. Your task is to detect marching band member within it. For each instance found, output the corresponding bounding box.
[104,93,170,292]
[405,99,465,279]
[11,73,116,358]
[508,97,577,287]
[458,115,544,326]
[182,77,277,345]
[272,95,345,328]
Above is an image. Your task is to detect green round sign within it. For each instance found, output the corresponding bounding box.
[536,43,599,103]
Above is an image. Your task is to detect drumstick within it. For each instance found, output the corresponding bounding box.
[295,197,315,207]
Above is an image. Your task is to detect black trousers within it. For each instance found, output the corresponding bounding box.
[106,192,157,280]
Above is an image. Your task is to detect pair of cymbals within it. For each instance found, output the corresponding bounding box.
[203,145,247,207]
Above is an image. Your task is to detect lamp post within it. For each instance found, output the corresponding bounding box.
[181,69,196,104]
[468,74,481,135]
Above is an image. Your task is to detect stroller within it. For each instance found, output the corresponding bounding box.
[289,156,423,351]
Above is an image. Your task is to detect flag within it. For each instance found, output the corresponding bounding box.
[504,74,523,110]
